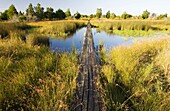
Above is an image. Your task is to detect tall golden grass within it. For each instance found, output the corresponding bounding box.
[99,38,170,110]
[27,20,86,37]
[0,32,78,110]
[91,20,170,36]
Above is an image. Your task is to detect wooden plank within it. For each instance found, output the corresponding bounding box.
[71,21,104,111]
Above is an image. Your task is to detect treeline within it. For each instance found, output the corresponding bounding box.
[0,3,168,22]
[0,3,80,22]
[94,8,168,20]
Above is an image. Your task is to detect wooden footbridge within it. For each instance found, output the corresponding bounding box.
[71,21,105,111]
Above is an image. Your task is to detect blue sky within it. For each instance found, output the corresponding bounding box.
[0,0,170,16]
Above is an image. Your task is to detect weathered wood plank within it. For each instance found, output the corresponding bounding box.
[71,21,104,111]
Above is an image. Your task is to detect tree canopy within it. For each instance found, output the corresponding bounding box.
[110,13,116,19]
[158,13,167,19]
[0,10,8,20]
[34,3,44,20]
[96,8,102,18]
[56,9,66,19]
[74,12,81,19]
[0,3,169,21]
[65,9,71,17]
[7,4,18,19]
[44,7,55,20]
[142,10,150,19]
[26,3,35,16]
[121,12,132,19]
[106,10,110,19]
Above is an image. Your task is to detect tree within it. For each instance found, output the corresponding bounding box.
[142,10,150,19]
[44,7,54,20]
[26,3,35,16]
[55,9,66,19]
[18,11,26,21]
[110,13,116,19]
[65,8,71,17]
[35,3,44,20]
[7,4,18,19]
[121,12,132,19]
[74,11,81,19]
[158,13,167,19]
[96,8,102,18]
[151,13,157,18]
[89,14,95,18]
[106,10,110,19]
[0,10,8,20]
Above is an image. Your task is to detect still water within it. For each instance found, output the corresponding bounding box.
[49,27,167,53]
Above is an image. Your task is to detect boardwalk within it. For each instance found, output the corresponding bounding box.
[71,22,104,111]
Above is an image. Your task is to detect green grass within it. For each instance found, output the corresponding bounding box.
[91,20,170,37]
[99,38,170,111]
[0,34,78,110]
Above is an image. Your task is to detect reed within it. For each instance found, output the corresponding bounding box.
[0,22,28,39]
[27,20,86,37]
[91,20,170,36]
[99,38,170,111]
[0,35,78,110]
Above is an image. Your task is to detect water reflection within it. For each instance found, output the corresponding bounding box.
[50,28,169,53]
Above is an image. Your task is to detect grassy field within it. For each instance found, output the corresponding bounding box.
[99,37,170,111]
[91,19,170,36]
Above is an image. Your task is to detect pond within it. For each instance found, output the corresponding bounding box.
[49,27,169,53]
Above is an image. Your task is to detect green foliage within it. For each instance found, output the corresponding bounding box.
[142,10,150,19]
[65,8,71,17]
[0,10,8,20]
[44,7,55,20]
[121,12,132,19]
[90,14,96,18]
[110,13,116,19]
[7,4,18,19]
[18,11,26,21]
[74,12,81,19]
[26,3,35,16]
[158,13,168,19]
[35,3,44,20]
[55,9,66,20]
[106,10,111,19]
[96,8,102,18]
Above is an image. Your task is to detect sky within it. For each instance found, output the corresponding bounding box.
[0,0,170,16]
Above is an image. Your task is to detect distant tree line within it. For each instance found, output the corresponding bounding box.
[0,3,80,21]
[0,4,168,22]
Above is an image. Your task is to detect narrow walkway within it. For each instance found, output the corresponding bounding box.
[71,22,104,111]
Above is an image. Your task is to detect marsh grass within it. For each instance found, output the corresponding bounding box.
[27,20,86,37]
[27,34,50,46]
[99,38,170,111]
[0,34,78,110]
[0,22,29,39]
[91,20,170,36]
